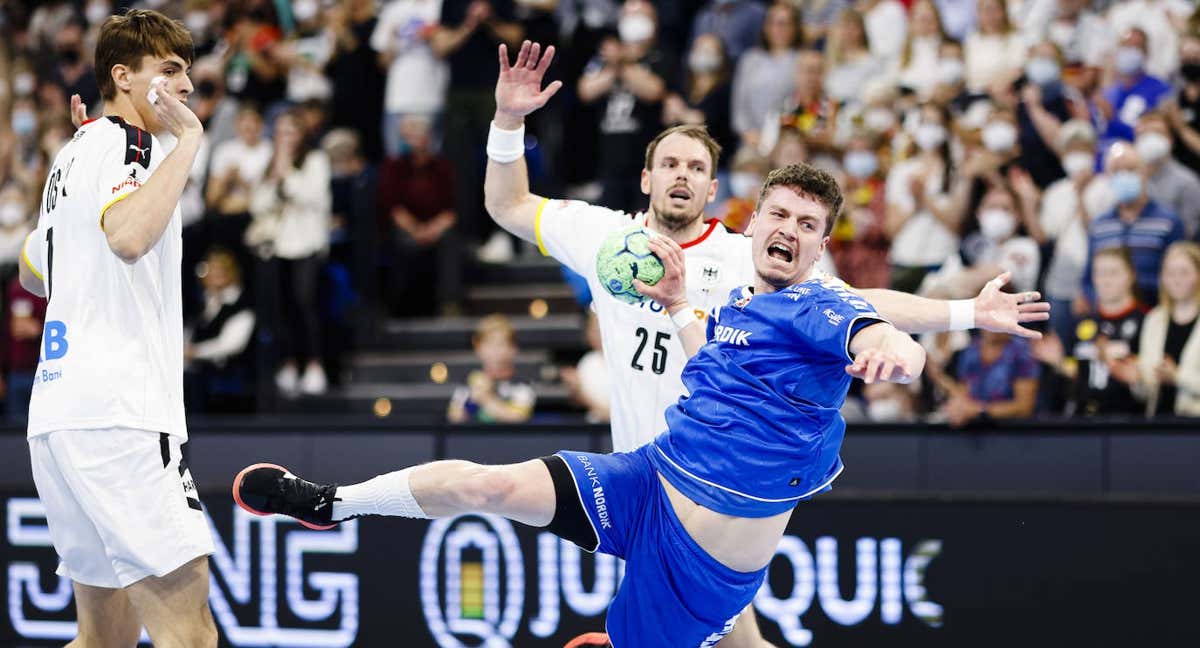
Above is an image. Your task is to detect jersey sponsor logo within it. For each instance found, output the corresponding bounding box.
[128,144,150,158]
[698,614,740,647]
[40,321,68,361]
[713,325,752,346]
[111,169,141,194]
[823,309,845,326]
[576,455,612,530]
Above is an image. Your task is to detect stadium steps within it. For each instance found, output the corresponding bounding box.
[348,350,554,384]
[286,382,571,420]
[374,313,586,351]
[463,283,580,316]
[473,256,565,284]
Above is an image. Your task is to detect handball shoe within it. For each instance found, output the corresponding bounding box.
[233,463,340,530]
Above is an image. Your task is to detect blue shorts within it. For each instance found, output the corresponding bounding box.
[556,445,767,647]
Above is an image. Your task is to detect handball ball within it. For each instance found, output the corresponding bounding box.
[595,225,665,304]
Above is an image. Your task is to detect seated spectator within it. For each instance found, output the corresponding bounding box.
[830,131,891,289]
[963,0,1025,93]
[939,330,1040,426]
[377,115,460,317]
[1011,41,1089,189]
[893,0,946,99]
[1166,35,1200,177]
[717,147,769,233]
[561,312,610,423]
[663,34,736,160]
[449,314,536,423]
[1038,120,1115,343]
[690,0,767,61]
[1135,112,1200,240]
[731,2,802,155]
[1034,247,1146,416]
[578,1,673,214]
[1126,242,1200,417]
[184,249,257,414]
[930,39,984,117]
[4,275,45,420]
[249,110,332,397]
[824,8,879,106]
[761,49,836,156]
[1100,28,1171,144]
[1081,142,1185,308]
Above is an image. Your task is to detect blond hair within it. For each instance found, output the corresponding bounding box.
[473,314,516,346]
[1160,242,1200,311]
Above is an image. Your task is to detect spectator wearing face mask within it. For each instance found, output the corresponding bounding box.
[831,131,890,289]
[1100,28,1171,145]
[893,0,946,99]
[578,1,674,213]
[1014,40,1088,189]
[1081,142,1184,309]
[1038,120,1115,342]
[663,34,736,163]
[860,0,909,67]
[930,40,985,116]
[717,148,768,233]
[1106,0,1191,81]
[731,2,802,156]
[43,20,100,116]
[1134,112,1200,240]
[1022,0,1114,74]
[963,0,1025,94]
[1165,35,1200,180]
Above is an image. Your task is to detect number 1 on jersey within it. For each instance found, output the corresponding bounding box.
[45,226,54,301]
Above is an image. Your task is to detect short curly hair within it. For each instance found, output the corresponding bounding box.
[756,163,843,236]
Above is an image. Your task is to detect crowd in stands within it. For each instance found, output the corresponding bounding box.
[0,0,1197,424]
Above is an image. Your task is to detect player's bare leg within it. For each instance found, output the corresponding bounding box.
[234,459,557,527]
[67,582,140,648]
[123,556,216,648]
[715,604,778,648]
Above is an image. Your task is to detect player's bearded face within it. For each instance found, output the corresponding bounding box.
[641,135,717,231]
[746,187,829,291]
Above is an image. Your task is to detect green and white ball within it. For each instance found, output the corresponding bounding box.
[595,225,665,304]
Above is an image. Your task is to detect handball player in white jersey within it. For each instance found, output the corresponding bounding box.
[18,10,217,646]
[482,41,1050,647]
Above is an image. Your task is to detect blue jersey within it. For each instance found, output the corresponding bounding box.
[650,276,886,517]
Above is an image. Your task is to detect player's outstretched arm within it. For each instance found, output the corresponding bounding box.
[484,41,563,243]
[854,272,1050,338]
[846,322,926,385]
[102,79,203,263]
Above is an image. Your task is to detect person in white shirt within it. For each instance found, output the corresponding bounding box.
[249,109,332,397]
[370,0,449,157]
[859,0,908,67]
[204,104,272,253]
[894,0,948,97]
[17,9,216,646]
[483,40,1050,648]
[963,0,1027,93]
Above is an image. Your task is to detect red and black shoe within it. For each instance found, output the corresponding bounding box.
[564,632,611,648]
[232,463,341,531]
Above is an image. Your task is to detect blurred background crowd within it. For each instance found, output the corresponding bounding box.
[0,0,1197,427]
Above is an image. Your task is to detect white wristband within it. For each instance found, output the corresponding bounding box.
[948,299,975,331]
[670,306,698,331]
[487,121,525,163]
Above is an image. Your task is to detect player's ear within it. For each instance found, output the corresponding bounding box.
[110,64,133,95]
[744,212,758,236]
[706,175,718,203]
[640,168,651,195]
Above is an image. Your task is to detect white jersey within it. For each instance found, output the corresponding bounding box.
[22,116,186,440]
[535,198,755,451]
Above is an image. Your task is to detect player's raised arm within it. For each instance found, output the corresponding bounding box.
[102,78,203,263]
[846,321,926,385]
[483,41,563,242]
[852,272,1051,338]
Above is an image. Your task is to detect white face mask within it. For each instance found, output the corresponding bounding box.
[185,11,209,34]
[729,172,762,198]
[618,14,655,43]
[1135,132,1171,162]
[937,58,965,85]
[867,398,905,421]
[979,208,1017,241]
[293,0,320,23]
[843,151,878,178]
[914,123,946,151]
[864,107,895,133]
[13,73,35,97]
[0,203,24,227]
[1061,151,1094,178]
[688,50,722,73]
[85,1,109,26]
[1115,47,1144,75]
[1025,57,1060,85]
[982,122,1017,152]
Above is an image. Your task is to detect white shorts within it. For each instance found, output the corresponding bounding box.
[28,428,214,589]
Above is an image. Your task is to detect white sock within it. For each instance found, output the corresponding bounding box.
[332,466,429,520]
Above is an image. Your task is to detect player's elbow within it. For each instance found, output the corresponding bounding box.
[18,266,45,298]
[105,231,148,264]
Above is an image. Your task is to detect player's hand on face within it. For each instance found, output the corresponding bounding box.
[845,348,913,384]
[70,94,88,129]
[495,41,563,123]
[150,77,203,139]
[633,235,688,312]
[973,272,1050,339]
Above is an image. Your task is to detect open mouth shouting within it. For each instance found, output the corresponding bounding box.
[668,186,692,202]
[766,240,794,264]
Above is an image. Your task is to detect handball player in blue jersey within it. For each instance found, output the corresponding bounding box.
[233,164,928,646]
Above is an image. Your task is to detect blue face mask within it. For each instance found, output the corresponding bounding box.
[11,110,35,137]
[1025,57,1060,85]
[843,151,878,179]
[1110,170,1143,204]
